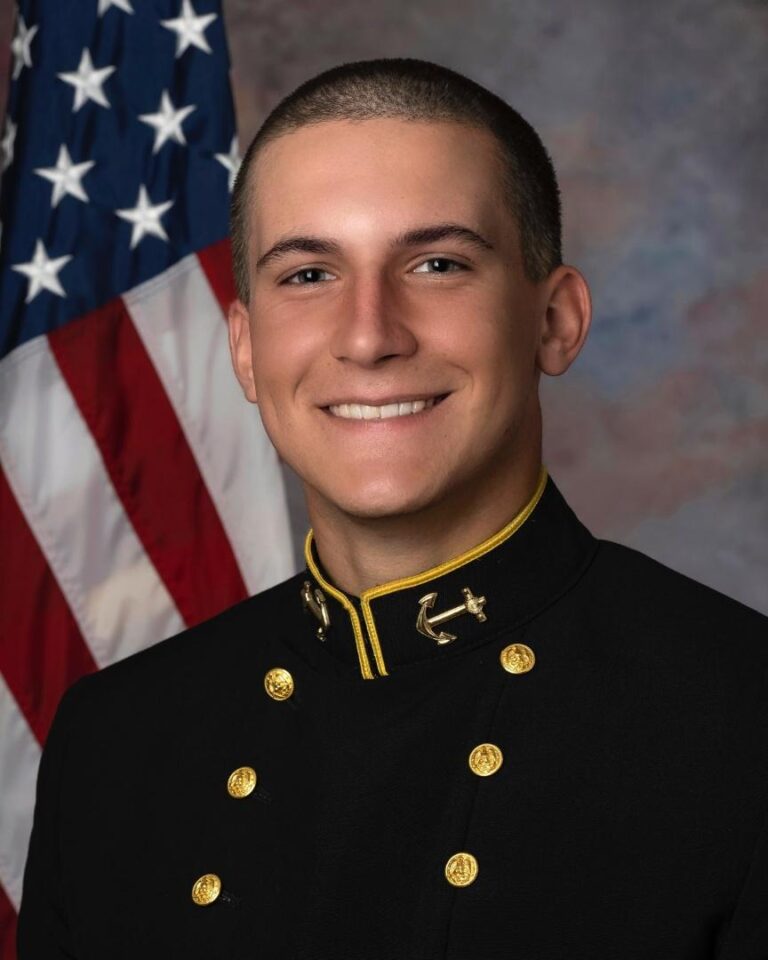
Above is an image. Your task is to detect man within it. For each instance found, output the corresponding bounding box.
[19,58,768,959]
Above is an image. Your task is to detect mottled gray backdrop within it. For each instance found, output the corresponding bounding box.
[2,0,766,612]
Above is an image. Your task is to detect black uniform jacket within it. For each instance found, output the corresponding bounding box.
[18,467,768,959]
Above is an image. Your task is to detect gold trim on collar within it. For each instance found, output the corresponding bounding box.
[304,464,548,680]
[304,535,376,679]
[361,465,548,601]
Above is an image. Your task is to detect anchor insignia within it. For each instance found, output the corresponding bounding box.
[301,581,331,641]
[416,587,487,645]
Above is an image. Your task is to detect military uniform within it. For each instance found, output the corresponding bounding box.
[18,467,768,959]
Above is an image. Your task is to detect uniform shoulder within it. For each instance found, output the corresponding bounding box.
[581,539,768,765]
[58,569,307,720]
[591,537,768,639]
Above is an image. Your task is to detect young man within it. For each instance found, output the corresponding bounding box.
[19,59,768,959]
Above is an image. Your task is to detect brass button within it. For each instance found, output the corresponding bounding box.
[500,642,535,674]
[468,742,503,777]
[264,667,294,700]
[191,873,222,906]
[445,852,478,887]
[227,765,257,798]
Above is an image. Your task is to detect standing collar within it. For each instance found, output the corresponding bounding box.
[300,466,597,680]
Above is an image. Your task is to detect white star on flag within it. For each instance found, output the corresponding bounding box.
[11,14,38,80]
[1,116,16,172]
[34,145,95,207]
[161,0,217,57]
[139,90,196,154]
[116,185,174,249]
[58,49,116,112]
[12,239,72,303]
[215,135,241,192]
[98,0,134,14]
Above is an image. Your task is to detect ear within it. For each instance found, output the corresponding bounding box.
[227,298,258,403]
[536,265,592,376]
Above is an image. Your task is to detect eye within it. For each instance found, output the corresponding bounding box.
[412,257,468,275]
[283,267,336,285]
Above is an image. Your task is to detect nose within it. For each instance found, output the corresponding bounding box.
[329,272,418,368]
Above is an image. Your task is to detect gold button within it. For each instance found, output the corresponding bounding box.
[468,742,503,777]
[500,642,535,674]
[445,852,479,887]
[191,873,222,906]
[227,765,257,798]
[264,667,294,700]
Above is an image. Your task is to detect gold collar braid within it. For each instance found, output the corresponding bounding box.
[305,465,549,679]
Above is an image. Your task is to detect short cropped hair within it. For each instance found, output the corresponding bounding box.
[230,57,562,303]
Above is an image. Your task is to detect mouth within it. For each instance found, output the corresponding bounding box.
[325,394,449,421]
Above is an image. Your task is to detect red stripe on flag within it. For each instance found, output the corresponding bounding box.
[0,467,96,744]
[48,298,248,628]
[0,883,16,960]
[198,238,237,317]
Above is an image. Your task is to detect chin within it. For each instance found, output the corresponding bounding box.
[315,473,442,521]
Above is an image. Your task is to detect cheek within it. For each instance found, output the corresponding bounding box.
[248,315,318,404]
[438,307,526,389]
[467,324,538,422]
[249,344,283,402]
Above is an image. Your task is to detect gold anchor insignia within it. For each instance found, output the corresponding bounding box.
[416,587,487,645]
[301,581,331,640]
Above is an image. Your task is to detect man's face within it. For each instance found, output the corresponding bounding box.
[232,118,550,521]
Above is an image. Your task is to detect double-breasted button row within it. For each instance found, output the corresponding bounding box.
[192,668,296,904]
[228,666,296,807]
[191,767,257,905]
[449,745,501,887]
[446,642,536,888]
[200,648,536,901]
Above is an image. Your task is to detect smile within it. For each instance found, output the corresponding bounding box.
[327,396,444,420]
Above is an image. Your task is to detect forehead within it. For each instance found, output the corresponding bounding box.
[248,118,510,245]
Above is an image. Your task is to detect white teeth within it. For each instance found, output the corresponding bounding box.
[329,398,438,420]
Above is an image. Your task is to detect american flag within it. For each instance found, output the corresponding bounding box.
[0,2,294,953]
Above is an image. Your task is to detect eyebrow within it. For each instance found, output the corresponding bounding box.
[254,222,495,272]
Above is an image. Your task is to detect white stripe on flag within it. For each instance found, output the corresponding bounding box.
[0,675,41,910]
[124,254,294,595]
[0,337,184,668]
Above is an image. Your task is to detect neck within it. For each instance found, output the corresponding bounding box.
[306,447,544,597]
